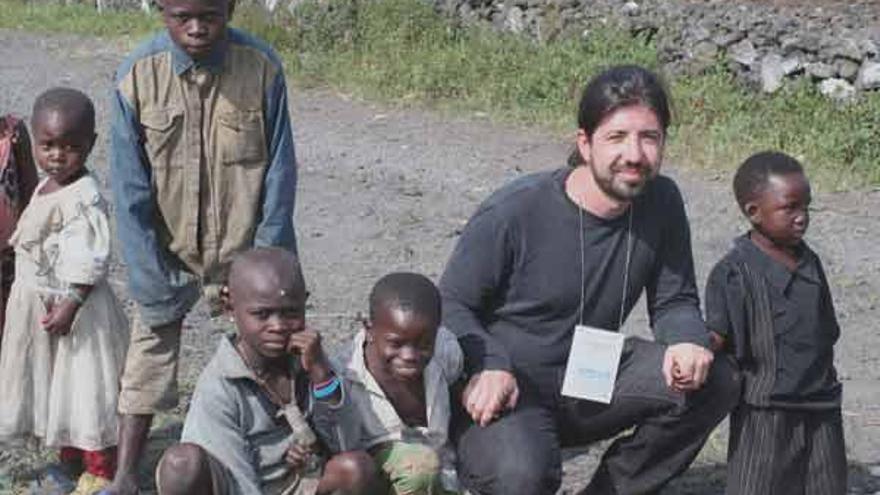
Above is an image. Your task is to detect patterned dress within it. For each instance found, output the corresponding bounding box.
[0,173,129,450]
[0,115,37,335]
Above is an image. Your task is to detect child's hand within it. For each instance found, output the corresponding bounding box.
[671,364,690,390]
[41,298,80,336]
[708,331,726,353]
[663,343,714,393]
[285,443,317,472]
[287,327,333,384]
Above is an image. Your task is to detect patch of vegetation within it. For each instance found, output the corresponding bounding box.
[2,0,879,189]
[236,0,658,126]
[672,67,880,189]
[0,0,159,39]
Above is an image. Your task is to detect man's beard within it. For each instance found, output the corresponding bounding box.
[591,161,654,202]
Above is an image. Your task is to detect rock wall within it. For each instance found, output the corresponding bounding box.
[432,0,880,100]
[68,0,880,100]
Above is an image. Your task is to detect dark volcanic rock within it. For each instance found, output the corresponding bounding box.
[429,0,880,97]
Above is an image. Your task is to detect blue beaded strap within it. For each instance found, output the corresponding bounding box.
[66,287,86,305]
[313,376,341,399]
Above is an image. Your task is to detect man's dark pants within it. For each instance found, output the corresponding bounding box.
[453,338,740,495]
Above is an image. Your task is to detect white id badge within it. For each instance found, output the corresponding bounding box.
[561,325,626,404]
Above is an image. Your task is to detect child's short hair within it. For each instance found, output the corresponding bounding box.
[368,272,441,323]
[32,87,96,135]
[228,246,304,292]
[732,151,804,213]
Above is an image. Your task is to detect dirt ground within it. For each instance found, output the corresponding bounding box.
[685,0,875,7]
[0,29,879,494]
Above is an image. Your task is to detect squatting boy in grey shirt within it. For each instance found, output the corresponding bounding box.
[155,248,378,495]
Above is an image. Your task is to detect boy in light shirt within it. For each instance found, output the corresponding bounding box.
[340,272,463,494]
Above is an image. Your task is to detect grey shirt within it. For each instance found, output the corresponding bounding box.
[705,235,841,409]
[181,335,357,494]
[439,167,709,392]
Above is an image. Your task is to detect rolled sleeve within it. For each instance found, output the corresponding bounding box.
[705,260,750,360]
[254,70,298,254]
[109,85,199,327]
[704,262,735,338]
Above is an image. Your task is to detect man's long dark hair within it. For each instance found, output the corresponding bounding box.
[568,65,671,167]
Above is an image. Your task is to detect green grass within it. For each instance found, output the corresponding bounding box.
[2,0,879,189]
[672,67,880,189]
[0,0,159,39]
[236,0,658,126]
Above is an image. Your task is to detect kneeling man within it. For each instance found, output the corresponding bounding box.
[440,65,739,495]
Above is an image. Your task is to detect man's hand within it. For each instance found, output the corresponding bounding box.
[461,370,519,427]
[41,298,80,336]
[663,342,714,393]
[288,328,332,384]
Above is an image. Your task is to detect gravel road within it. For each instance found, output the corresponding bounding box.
[0,29,878,494]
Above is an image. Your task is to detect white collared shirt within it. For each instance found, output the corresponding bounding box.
[338,326,464,490]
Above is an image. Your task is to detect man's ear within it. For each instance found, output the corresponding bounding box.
[575,128,591,166]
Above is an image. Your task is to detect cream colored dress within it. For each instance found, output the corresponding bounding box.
[0,173,129,450]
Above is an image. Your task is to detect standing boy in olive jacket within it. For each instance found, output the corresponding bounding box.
[108,0,298,491]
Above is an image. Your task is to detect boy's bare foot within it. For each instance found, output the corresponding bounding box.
[104,414,153,495]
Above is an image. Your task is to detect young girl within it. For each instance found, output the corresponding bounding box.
[0,88,130,494]
[705,151,845,494]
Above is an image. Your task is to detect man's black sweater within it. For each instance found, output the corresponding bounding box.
[439,167,710,389]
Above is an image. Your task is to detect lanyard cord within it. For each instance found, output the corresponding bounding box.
[578,202,634,330]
